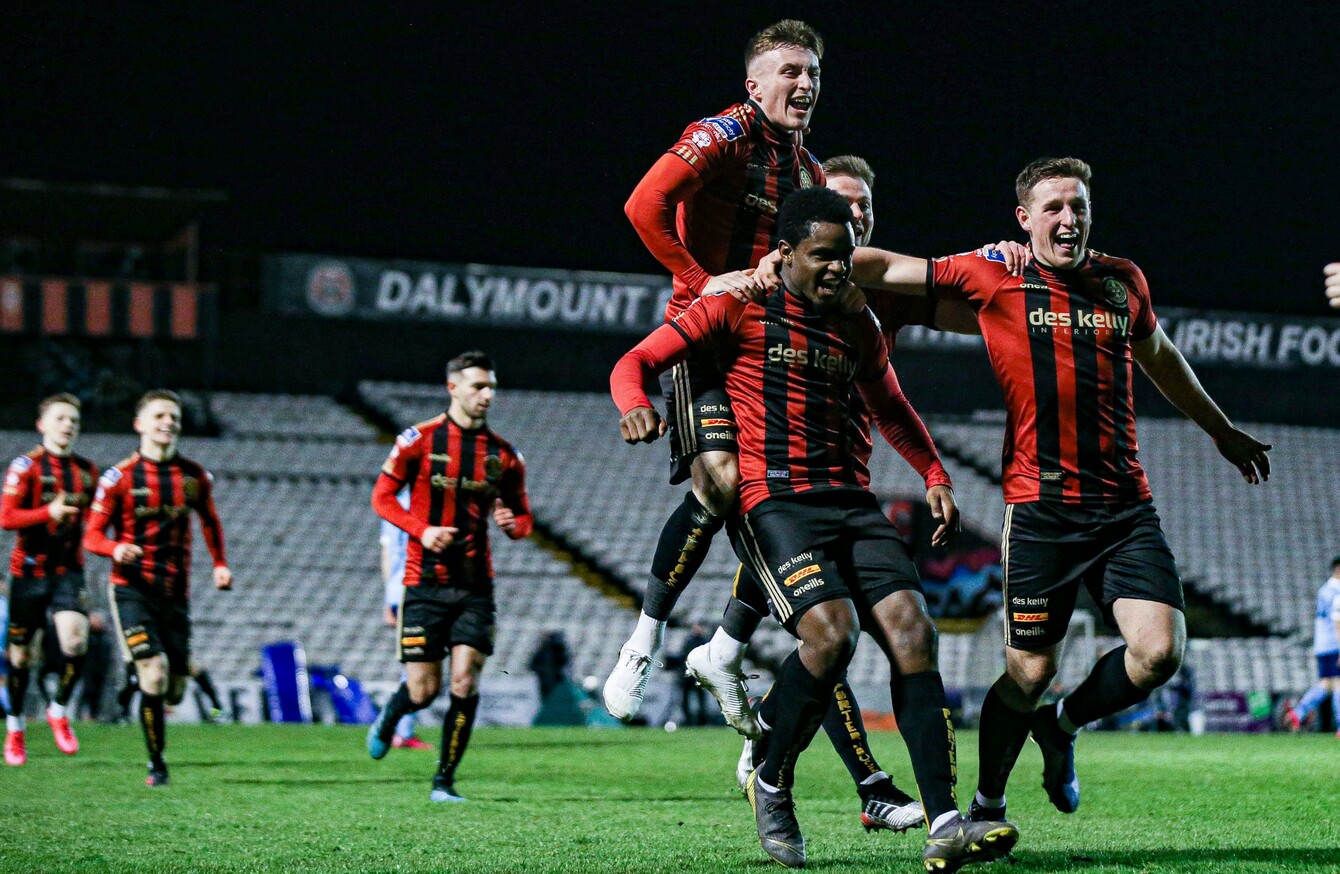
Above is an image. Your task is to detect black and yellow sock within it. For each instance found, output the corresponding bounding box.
[821,678,883,786]
[975,678,1033,800]
[1061,645,1149,729]
[894,671,958,822]
[140,693,166,767]
[642,493,724,621]
[54,655,86,708]
[438,694,480,782]
[378,683,420,744]
[7,667,30,717]
[193,669,222,712]
[757,652,829,790]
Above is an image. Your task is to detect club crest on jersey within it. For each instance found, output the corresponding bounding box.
[1102,277,1129,308]
[799,166,814,189]
[183,477,199,502]
[484,455,503,483]
[396,426,421,448]
[702,116,745,142]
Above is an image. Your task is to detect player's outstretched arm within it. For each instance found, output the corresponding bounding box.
[1325,262,1340,308]
[196,472,228,574]
[857,363,960,546]
[1133,325,1271,484]
[611,306,722,443]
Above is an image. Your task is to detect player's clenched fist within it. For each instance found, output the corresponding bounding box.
[213,566,233,590]
[420,525,457,552]
[620,406,665,444]
[1325,263,1340,308]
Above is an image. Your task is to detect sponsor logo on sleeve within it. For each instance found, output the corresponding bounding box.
[99,468,123,488]
[396,426,421,448]
[979,248,1006,263]
[702,116,745,142]
[8,456,32,475]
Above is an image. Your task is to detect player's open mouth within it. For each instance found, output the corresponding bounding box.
[788,96,812,113]
[1055,232,1079,251]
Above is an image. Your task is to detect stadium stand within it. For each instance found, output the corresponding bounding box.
[1,390,1321,701]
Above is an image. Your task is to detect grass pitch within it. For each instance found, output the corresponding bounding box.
[0,723,1336,873]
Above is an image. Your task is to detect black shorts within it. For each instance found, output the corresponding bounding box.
[7,571,89,647]
[736,491,922,634]
[659,350,737,485]
[398,586,495,661]
[110,584,191,671]
[1001,500,1183,651]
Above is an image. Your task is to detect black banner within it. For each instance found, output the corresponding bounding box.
[263,254,673,335]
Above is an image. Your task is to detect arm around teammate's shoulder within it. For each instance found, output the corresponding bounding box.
[1132,325,1272,484]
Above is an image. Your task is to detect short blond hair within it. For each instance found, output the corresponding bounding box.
[823,155,874,190]
[745,20,823,71]
[1016,156,1092,207]
[38,393,80,416]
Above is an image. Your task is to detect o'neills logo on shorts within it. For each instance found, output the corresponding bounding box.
[784,564,821,587]
[1012,612,1049,623]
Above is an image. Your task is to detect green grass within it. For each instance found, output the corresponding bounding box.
[0,724,1336,873]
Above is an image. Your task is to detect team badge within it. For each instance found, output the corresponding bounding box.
[183,477,199,502]
[484,455,503,483]
[80,470,94,489]
[1103,277,1129,308]
[799,166,813,189]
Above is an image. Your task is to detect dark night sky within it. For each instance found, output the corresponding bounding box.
[1,3,1335,315]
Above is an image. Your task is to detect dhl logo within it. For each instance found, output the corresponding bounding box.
[401,636,427,647]
[126,632,150,647]
[1012,612,1049,623]
[699,418,734,428]
[784,564,821,587]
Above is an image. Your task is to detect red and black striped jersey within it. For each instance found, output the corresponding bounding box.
[929,250,1158,505]
[83,452,227,598]
[635,101,825,320]
[1,447,98,577]
[374,415,532,590]
[614,288,890,514]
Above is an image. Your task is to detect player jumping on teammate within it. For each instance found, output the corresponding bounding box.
[613,187,1018,871]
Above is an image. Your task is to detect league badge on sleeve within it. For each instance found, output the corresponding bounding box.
[702,116,745,142]
[396,426,421,448]
[978,247,1007,264]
